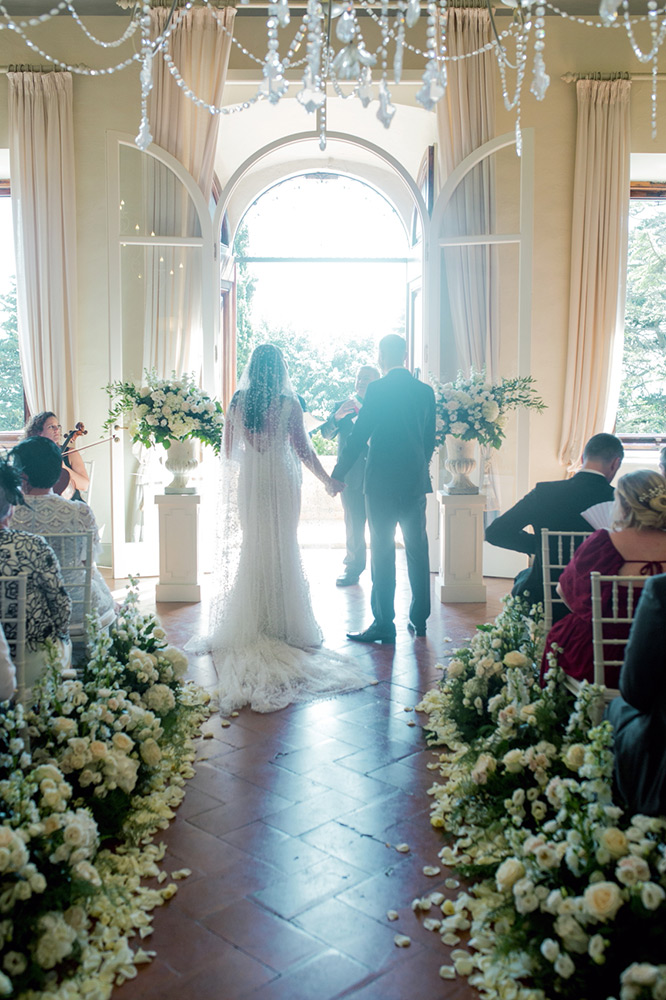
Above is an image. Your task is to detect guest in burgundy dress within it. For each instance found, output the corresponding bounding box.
[541,470,666,687]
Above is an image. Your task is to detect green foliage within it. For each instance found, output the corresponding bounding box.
[233,221,257,379]
[0,277,25,431]
[617,201,666,434]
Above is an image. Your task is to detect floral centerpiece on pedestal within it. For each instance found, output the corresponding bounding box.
[105,370,224,492]
[432,369,545,493]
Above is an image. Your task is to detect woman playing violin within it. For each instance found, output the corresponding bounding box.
[24,411,89,500]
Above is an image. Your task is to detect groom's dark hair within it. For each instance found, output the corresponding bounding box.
[379,334,406,369]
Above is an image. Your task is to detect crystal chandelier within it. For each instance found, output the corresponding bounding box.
[2,0,666,154]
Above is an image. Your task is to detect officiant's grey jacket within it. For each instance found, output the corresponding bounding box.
[331,367,436,496]
[485,470,615,608]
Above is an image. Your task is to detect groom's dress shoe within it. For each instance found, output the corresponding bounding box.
[336,574,360,587]
[407,621,427,637]
[347,624,396,644]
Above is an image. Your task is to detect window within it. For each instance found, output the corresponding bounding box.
[616,184,666,442]
[0,171,24,432]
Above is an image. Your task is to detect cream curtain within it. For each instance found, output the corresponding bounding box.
[559,78,631,472]
[7,71,78,428]
[435,7,498,509]
[142,6,235,378]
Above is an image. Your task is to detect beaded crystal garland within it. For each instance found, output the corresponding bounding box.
[2,0,666,152]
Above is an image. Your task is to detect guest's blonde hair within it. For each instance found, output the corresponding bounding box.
[612,469,666,531]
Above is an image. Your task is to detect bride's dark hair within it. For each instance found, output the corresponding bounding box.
[243,344,290,433]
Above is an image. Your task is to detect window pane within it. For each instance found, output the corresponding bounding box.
[0,197,23,431]
[616,200,666,435]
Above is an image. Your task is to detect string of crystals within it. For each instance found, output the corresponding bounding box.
[530,3,549,101]
[0,1,68,29]
[377,0,396,127]
[65,1,140,48]
[136,2,156,149]
[297,0,326,113]
[494,5,531,156]
[415,1,447,111]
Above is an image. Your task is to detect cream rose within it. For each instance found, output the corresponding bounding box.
[495,858,525,892]
[597,827,629,859]
[582,881,624,922]
[640,882,666,911]
[563,744,586,772]
[503,650,529,668]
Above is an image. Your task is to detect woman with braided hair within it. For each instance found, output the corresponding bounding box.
[541,470,666,687]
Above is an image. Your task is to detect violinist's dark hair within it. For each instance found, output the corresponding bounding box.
[243,344,290,433]
[0,457,24,520]
[24,411,57,438]
[11,437,62,490]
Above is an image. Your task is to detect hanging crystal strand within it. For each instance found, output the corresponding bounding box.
[135,3,153,151]
[394,3,406,84]
[622,0,666,64]
[260,3,289,105]
[598,0,622,26]
[376,0,395,127]
[331,1,376,83]
[298,0,326,112]
[415,1,446,112]
[530,3,549,101]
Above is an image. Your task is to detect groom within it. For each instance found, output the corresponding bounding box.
[331,334,436,643]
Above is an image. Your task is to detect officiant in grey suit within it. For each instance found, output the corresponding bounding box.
[331,334,436,643]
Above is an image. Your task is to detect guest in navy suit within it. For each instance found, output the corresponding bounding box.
[331,335,436,643]
[485,433,624,613]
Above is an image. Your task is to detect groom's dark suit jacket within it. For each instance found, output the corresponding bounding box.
[485,470,615,607]
[331,367,436,495]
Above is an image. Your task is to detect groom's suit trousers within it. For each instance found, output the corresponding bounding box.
[366,491,430,631]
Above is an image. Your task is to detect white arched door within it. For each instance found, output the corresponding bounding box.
[428,130,535,578]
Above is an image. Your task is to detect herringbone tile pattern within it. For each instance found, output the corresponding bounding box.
[116,550,506,1000]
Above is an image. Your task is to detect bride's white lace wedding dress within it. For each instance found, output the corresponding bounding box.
[205,389,365,715]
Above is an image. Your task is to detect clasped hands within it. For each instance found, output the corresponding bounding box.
[326,478,346,498]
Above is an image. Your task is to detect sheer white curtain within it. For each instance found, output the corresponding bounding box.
[7,71,78,428]
[435,6,498,507]
[559,78,631,472]
[142,6,235,378]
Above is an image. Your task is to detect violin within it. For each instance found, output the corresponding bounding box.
[54,422,87,499]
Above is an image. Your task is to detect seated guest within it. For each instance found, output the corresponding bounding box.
[606,574,666,816]
[24,411,89,500]
[541,470,666,687]
[0,458,72,689]
[485,433,624,614]
[0,625,16,703]
[10,437,115,628]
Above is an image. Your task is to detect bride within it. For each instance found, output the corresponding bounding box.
[206,344,366,714]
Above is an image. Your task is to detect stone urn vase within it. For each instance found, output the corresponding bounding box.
[444,435,479,494]
[163,438,198,494]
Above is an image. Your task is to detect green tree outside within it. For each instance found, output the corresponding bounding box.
[0,276,25,431]
[616,201,666,434]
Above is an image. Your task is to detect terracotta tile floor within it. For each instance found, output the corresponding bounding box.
[115,549,506,1000]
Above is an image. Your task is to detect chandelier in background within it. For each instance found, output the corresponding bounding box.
[1,0,666,153]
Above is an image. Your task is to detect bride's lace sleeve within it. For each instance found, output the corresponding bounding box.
[288,400,330,485]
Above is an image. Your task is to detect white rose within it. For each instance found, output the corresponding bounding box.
[554,952,575,979]
[588,934,607,964]
[446,659,466,679]
[502,748,524,773]
[540,938,560,962]
[615,855,651,887]
[582,881,624,922]
[622,964,659,987]
[496,858,525,892]
[140,738,162,768]
[563,744,586,771]
[640,882,666,911]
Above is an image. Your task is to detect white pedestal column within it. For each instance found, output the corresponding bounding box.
[436,490,487,603]
[154,494,201,602]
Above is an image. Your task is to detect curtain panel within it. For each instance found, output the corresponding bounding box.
[7,71,79,429]
[435,7,498,509]
[142,6,235,378]
[559,78,631,472]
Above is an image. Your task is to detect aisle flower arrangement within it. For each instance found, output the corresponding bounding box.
[432,369,546,449]
[105,370,224,453]
[417,599,666,1000]
[0,584,209,999]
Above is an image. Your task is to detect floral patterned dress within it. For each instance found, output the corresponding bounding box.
[0,529,71,653]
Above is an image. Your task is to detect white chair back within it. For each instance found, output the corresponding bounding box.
[0,574,27,703]
[41,531,94,655]
[590,572,645,690]
[541,529,592,633]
